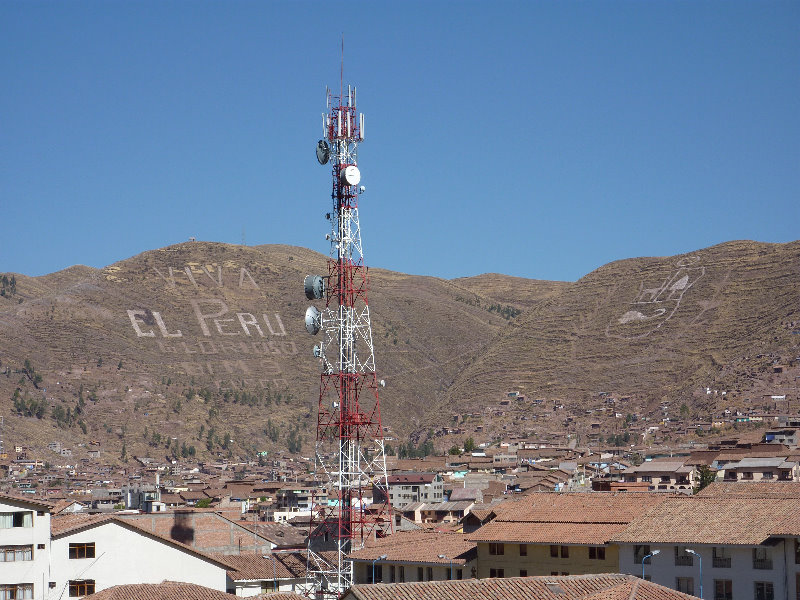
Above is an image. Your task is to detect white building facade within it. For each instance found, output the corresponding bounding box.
[0,495,52,600]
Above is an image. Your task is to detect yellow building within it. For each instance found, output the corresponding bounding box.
[469,492,671,578]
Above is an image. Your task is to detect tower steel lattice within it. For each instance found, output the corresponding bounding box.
[303,83,392,598]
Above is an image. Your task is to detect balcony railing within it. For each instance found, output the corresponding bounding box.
[713,557,731,568]
[753,559,773,570]
[675,556,694,566]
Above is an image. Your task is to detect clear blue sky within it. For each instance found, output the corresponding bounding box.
[2,1,798,282]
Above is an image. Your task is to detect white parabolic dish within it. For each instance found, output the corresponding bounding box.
[341,165,361,186]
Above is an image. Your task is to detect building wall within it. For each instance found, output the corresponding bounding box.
[618,540,800,600]
[354,561,469,584]
[0,499,50,600]
[476,542,619,578]
[50,521,227,597]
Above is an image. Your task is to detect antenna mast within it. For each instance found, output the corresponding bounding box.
[303,73,392,598]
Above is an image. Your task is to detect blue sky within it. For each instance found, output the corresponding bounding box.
[2,1,798,282]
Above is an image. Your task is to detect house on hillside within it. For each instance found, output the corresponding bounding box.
[386,473,444,509]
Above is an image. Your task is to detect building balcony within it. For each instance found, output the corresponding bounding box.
[675,556,694,567]
[713,557,731,568]
[753,559,773,570]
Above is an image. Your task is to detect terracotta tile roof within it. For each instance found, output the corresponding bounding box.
[341,573,699,600]
[696,481,800,498]
[348,530,475,565]
[81,581,235,600]
[221,552,306,580]
[0,492,55,510]
[388,473,438,484]
[611,497,800,545]
[469,522,626,545]
[491,492,670,524]
[234,521,307,547]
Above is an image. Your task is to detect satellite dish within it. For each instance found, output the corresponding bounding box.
[304,306,321,335]
[316,140,330,165]
[341,165,361,186]
[304,274,325,300]
[313,345,322,358]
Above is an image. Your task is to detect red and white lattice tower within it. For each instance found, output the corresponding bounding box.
[302,81,392,598]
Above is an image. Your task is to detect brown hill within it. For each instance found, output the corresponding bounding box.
[0,239,798,461]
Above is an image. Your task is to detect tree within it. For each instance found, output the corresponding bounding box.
[448,445,461,455]
[693,464,716,494]
[463,437,476,453]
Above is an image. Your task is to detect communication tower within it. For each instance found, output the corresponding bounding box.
[303,81,392,597]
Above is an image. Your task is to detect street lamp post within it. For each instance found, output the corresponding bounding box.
[438,554,453,580]
[371,554,388,584]
[686,549,703,599]
[641,549,661,580]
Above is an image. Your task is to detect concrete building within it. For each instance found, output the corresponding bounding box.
[49,515,231,597]
[386,473,444,509]
[611,494,800,600]
[0,494,52,600]
[468,493,671,579]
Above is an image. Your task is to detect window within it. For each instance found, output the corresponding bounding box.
[69,581,95,598]
[753,548,772,570]
[68,543,96,559]
[398,566,405,583]
[742,471,754,480]
[489,568,505,578]
[754,582,774,600]
[0,546,32,562]
[675,546,694,566]
[634,545,652,564]
[676,577,694,595]
[0,513,32,529]
[372,565,382,583]
[561,572,569,576]
[714,579,732,600]
[519,544,527,556]
[389,566,395,583]
[589,546,606,560]
[260,581,277,593]
[561,546,569,558]
[426,567,432,581]
[762,472,773,479]
[520,569,528,577]
[713,547,731,568]
[795,540,800,565]
[551,545,559,558]
[489,543,504,556]
[417,567,423,581]
[0,584,33,600]
[642,476,652,483]
[456,569,463,580]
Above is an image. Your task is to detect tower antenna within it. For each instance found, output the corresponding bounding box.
[303,65,391,598]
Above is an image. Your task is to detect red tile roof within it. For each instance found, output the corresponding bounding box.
[348,530,475,565]
[611,496,799,545]
[81,581,235,600]
[696,481,800,498]
[470,522,627,545]
[341,573,699,600]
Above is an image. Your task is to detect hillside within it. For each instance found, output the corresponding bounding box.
[0,240,798,462]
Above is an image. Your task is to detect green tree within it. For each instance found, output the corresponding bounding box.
[693,465,716,494]
[463,437,476,453]
[448,445,461,455]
